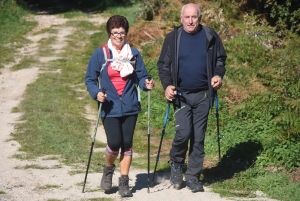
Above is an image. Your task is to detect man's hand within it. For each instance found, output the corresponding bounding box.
[165,85,177,101]
[211,76,222,90]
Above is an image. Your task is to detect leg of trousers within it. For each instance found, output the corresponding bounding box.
[102,115,138,154]
[170,90,210,180]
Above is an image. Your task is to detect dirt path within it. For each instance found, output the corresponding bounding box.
[0,13,279,201]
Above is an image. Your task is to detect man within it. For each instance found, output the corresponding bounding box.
[157,3,226,193]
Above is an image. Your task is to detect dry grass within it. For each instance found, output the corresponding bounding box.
[290,168,300,183]
[128,20,166,43]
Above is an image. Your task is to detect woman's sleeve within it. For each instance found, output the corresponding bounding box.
[85,48,104,100]
[133,49,149,91]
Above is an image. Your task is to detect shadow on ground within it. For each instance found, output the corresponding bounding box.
[202,140,263,184]
[132,171,174,192]
[147,140,263,188]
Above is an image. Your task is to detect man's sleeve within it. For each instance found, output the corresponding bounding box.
[157,34,173,90]
[214,34,227,78]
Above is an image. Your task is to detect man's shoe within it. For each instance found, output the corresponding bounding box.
[100,164,115,191]
[186,179,204,192]
[169,161,184,189]
[118,175,133,197]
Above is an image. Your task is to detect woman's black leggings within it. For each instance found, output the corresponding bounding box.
[102,115,138,156]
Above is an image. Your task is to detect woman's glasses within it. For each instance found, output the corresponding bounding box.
[111,32,126,37]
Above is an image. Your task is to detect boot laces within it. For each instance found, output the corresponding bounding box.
[120,177,129,186]
[172,163,185,173]
[105,168,114,176]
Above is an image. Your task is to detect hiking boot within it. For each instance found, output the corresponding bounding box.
[186,179,204,192]
[169,161,183,189]
[100,164,115,191]
[118,175,133,197]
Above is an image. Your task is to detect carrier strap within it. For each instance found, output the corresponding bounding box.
[101,44,140,102]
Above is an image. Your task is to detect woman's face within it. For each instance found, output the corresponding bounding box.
[110,27,127,51]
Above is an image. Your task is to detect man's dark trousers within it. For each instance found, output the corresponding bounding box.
[170,89,210,181]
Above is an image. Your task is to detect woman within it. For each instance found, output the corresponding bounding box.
[85,15,154,197]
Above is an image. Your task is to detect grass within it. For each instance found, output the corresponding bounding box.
[13,71,90,160]
[62,10,87,19]
[86,198,114,201]
[130,2,300,201]
[15,164,54,169]
[11,56,38,71]
[47,199,64,201]
[105,3,142,25]
[9,17,108,174]
[37,184,61,190]
[211,167,300,201]
[37,36,58,56]
[0,0,36,69]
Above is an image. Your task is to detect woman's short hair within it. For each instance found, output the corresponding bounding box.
[106,15,129,37]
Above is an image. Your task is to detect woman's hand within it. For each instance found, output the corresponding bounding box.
[145,78,154,90]
[97,91,107,102]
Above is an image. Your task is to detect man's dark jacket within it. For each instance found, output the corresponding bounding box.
[157,25,227,108]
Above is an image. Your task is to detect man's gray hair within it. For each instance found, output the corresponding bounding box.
[181,3,201,17]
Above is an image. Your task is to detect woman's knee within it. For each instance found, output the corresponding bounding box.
[106,144,120,156]
[121,148,133,156]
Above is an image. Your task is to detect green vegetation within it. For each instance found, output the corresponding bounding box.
[9,21,108,174]
[86,198,114,201]
[105,2,142,25]
[47,198,113,201]
[1,0,299,201]
[15,164,56,169]
[38,184,61,189]
[136,0,300,200]
[0,0,36,68]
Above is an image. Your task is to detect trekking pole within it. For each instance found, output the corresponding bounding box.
[82,88,106,193]
[215,94,221,162]
[151,102,170,187]
[147,75,152,193]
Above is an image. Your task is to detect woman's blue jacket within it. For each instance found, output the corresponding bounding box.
[85,46,149,117]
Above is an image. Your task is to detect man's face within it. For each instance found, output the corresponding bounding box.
[180,5,201,34]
